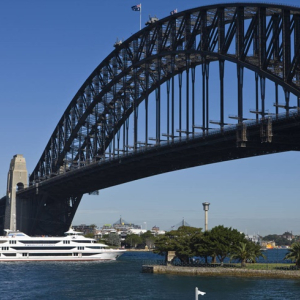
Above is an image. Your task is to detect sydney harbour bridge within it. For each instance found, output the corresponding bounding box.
[1,2,300,235]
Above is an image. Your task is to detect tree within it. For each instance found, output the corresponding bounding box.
[199,225,246,264]
[107,233,121,247]
[284,242,300,267]
[125,234,142,248]
[250,242,266,261]
[230,241,265,268]
[84,232,95,239]
[90,224,97,230]
[192,232,217,263]
[140,231,156,249]
[154,226,202,263]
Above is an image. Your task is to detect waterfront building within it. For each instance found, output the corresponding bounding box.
[72,224,97,235]
[112,217,141,231]
[245,234,262,245]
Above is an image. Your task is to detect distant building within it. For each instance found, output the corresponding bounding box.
[150,226,165,236]
[152,225,159,232]
[102,224,113,229]
[127,229,147,235]
[246,234,262,245]
[112,217,141,231]
[73,224,97,235]
[98,217,143,241]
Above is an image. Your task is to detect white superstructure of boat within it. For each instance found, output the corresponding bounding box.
[0,228,125,261]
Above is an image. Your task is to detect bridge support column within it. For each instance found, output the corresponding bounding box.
[260,117,273,143]
[236,123,247,147]
[4,154,28,231]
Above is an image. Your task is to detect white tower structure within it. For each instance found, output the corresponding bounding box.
[202,202,210,231]
[4,154,28,231]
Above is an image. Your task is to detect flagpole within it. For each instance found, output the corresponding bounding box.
[195,287,198,300]
[140,3,142,30]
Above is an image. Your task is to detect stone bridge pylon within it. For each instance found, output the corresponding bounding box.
[4,154,28,231]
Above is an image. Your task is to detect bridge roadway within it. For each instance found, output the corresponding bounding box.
[19,112,300,200]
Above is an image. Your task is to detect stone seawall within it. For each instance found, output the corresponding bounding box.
[142,265,300,279]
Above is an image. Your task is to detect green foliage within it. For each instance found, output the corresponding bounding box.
[140,231,156,248]
[284,242,300,267]
[230,242,266,267]
[124,231,157,249]
[90,224,97,229]
[125,234,142,248]
[106,233,121,247]
[97,238,107,244]
[154,226,202,263]
[194,225,246,263]
[140,231,153,240]
[154,225,265,265]
[84,232,95,239]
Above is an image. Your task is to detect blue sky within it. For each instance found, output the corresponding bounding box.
[1,0,300,236]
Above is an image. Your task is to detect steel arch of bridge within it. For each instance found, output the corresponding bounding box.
[30,2,300,184]
[29,2,300,185]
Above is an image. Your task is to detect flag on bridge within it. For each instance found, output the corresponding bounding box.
[131,4,142,30]
[131,4,141,11]
[170,9,177,15]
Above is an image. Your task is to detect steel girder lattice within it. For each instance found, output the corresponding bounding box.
[30,3,300,184]
[29,3,300,184]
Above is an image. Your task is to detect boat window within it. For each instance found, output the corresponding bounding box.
[28,253,73,256]
[2,247,9,250]
[11,246,74,250]
[0,240,8,244]
[8,233,25,237]
[73,240,92,243]
[77,246,84,250]
[21,240,61,244]
[9,241,17,244]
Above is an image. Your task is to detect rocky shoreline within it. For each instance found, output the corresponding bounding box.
[142,265,300,279]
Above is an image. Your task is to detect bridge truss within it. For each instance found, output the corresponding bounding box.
[12,3,300,235]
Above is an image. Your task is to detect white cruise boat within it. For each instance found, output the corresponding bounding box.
[0,228,125,261]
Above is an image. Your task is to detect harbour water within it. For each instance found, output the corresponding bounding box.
[1,251,300,300]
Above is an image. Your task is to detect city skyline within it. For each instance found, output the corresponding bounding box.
[1,0,300,236]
